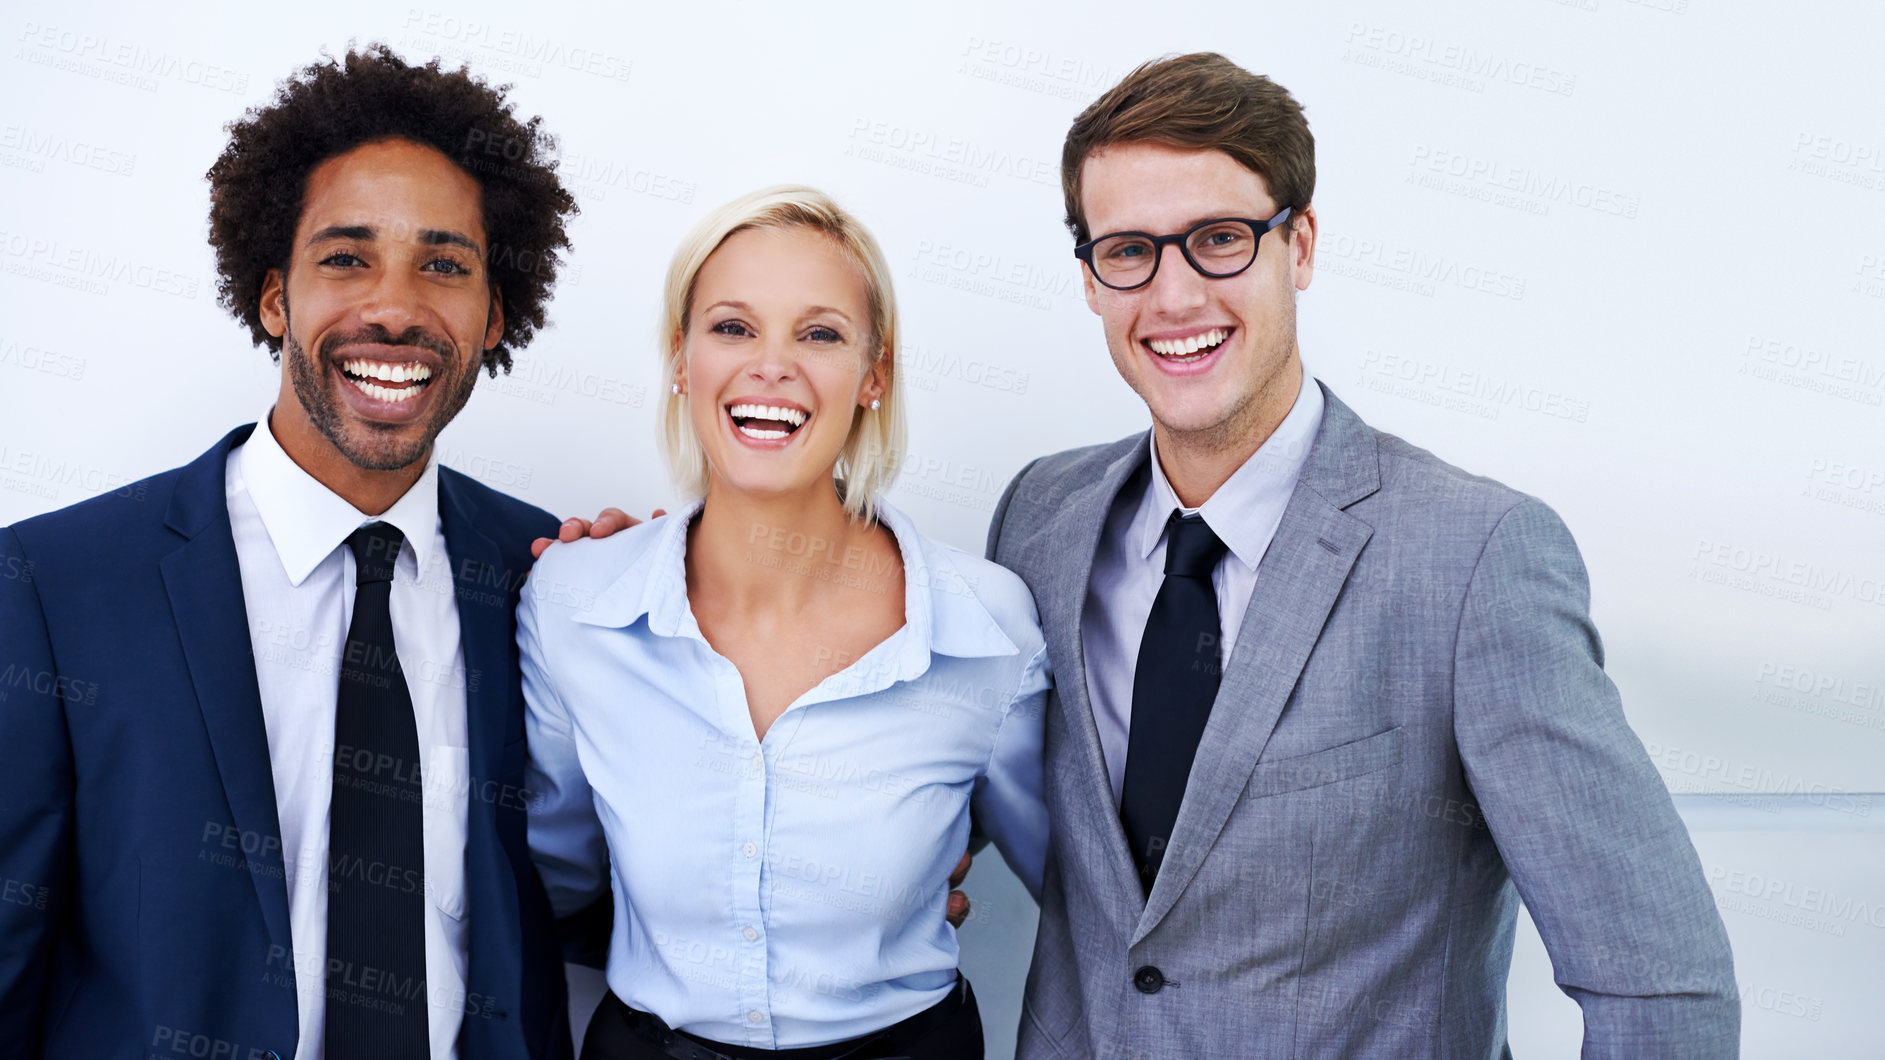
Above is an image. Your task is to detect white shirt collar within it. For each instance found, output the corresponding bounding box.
[236,405,443,586]
[580,497,1017,668]
[1138,367,1326,570]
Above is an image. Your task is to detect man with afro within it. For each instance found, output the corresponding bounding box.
[0,44,587,1059]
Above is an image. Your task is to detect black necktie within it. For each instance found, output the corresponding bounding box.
[1120,512,1229,894]
[327,522,430,1055]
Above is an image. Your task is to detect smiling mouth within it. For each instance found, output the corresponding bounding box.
[727,402,809,441]
[1144,328,1232,363]
[339,358,435,404]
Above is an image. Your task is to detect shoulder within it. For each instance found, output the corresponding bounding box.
[439,468,560,547]
[1344,417,1580,568]
[524,510,674,620]
[906,524,1046,661]
[1009,434,1140,501]
[5,463,186,566]
[1363,424,1543,533]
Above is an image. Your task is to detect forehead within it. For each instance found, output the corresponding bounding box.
[296,138,486,244]
[695,226,869,312]
[1080,143,1275,235]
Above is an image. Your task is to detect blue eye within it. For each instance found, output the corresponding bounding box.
[711,320,751,337]
[321,252,363,267]
[807,326,842,343]
[423,258,472,275]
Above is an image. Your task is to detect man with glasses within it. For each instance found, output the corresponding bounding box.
[985,52,1739,1057]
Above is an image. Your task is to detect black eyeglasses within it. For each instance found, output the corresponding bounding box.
[1074,207,1294,291]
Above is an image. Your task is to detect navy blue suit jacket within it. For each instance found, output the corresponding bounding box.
[0,425,572,1060]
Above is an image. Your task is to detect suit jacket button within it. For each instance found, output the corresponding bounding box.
[1133,965,1165,994]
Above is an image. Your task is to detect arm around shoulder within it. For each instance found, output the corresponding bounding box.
[1452,499,1739,1058]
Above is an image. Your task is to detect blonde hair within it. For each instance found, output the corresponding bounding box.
[658,185,905,523]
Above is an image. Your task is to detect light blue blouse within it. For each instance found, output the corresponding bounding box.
[519,499,1049,1049]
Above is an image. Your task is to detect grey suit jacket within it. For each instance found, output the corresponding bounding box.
[986,384,1737,1059]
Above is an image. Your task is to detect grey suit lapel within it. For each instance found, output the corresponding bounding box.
[1034,435,1151,910]
[1134,386,1382,942]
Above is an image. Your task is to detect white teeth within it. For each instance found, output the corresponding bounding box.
[728,403,807,428]
[737,424,791,440]
[348,376,423,403]
[342,359,434,383]
[1148,329,1227,358]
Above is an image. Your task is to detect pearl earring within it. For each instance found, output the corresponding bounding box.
[671,383,681,395]
[869,399,881,411]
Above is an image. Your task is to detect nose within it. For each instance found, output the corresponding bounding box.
[1142,243,1210,317]
[355,260,431,336]
[746,331,800,383]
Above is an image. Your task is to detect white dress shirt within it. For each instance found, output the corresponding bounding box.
[521,499,1050,1049]
[225,408,470,1060]
[1081,369,1326,803]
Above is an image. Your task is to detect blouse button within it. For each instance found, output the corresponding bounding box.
[748,1010,765,1024]
[743,926,759,941]
[742,842,757,858]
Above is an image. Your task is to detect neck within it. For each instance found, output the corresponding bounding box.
[688,477,872,612]
[267,407,427,517]
[1153,361,1304,510]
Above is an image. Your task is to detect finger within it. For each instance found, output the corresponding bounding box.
[948,851,972,889]
[651,508,668,520]
[557,517,591,543]
[590,507,635,536]
[946,891,970,928]
[529,537,553,560]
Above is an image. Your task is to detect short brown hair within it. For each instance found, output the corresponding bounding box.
[1060,52,1314,245]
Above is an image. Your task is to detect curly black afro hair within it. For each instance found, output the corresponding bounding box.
[207,43,577,375]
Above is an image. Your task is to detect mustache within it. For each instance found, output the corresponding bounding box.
[319,324,455,364]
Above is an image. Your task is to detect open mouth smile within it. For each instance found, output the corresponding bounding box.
[726,401,809,443]
[1143,327,1232,364]
[340,357,435,404]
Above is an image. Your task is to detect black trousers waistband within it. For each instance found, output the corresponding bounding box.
[579,976,982,1060]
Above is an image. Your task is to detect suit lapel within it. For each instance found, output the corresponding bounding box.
[437,470,525,1042]
[438,473,513,814]
[160,425,294,955]
[1134,387,1382,942]
[1028,437,1151,912]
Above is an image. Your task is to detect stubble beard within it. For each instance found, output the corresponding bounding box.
[282,306,482,472]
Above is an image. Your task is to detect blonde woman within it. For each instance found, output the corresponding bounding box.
[520,187,1049,1059]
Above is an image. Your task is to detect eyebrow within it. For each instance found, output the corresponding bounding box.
[701,300,854,325]
[304,224,482,253]
[1101,213,1247,236]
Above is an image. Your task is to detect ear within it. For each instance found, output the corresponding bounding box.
[259,267,287,338]
[858,343,890,407]
[483,285,505,350]
[1289,204,1318,292]
[670,329,688,394]
[1082,262,1103,317]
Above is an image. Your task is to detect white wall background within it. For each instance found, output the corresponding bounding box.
[2,0,1880,1055]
